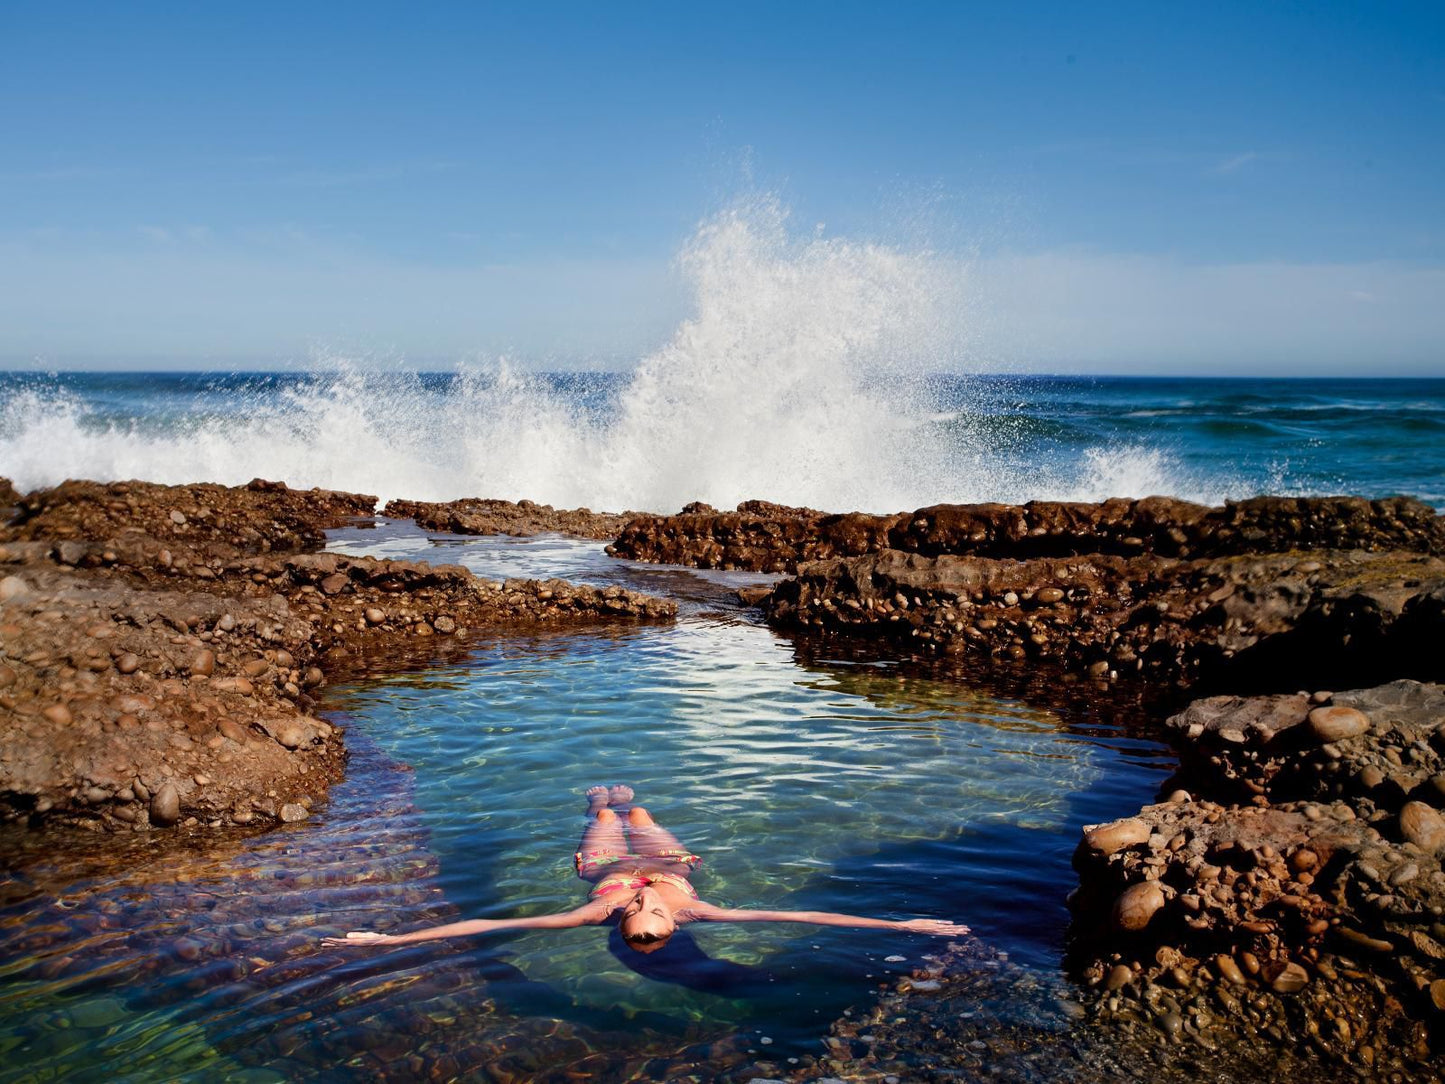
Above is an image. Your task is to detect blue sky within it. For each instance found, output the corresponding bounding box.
[2,1,1443,373]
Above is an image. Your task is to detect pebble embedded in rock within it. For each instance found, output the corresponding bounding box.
[1104,963,1133,991]
[169,510,187,525]
[1112,881,1166,932]
[274,722,308,749]
[1270,961,1308,994]
[364,607,386,625]
[117,652,141,674]
[1085,818,1151,856]
[150,782,180,827]
[279,802,308,822]
[1214,955,1246,986]
[319,573,349,595]
[0,574,30,602]
[1036,587,1066,604]
[42,703,73,725]
[1307,705,1371,743]
[1399,801,1445,854]
[190,649,215,677]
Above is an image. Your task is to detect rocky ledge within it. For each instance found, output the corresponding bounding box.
[0,478,673,834]
[761,547,1445,693]
[609,495,1445,573]
[384,496,634,539]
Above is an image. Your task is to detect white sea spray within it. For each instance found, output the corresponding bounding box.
[0,199,1235,511]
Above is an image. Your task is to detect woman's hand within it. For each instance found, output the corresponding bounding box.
[895,918,970,936]
[321,930,396,947]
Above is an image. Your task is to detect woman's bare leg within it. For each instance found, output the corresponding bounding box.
[576,785,626,881]
[626,805,690,858]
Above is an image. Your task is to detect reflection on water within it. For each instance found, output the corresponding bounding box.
[0,529,1174,1081]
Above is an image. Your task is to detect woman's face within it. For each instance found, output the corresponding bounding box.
[619,885,675,952]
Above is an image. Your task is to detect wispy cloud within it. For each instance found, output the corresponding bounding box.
[0,165,128,183]
[262,160,457,188]
[1212,151,1261,175]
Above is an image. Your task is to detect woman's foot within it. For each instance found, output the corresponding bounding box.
[585,785,610,815]
[608,784,635,808]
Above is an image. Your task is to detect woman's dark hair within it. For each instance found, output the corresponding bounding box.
[624,929,668,947]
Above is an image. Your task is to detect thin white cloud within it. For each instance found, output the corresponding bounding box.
[1212,151,1260,175]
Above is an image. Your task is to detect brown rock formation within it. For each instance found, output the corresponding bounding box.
[1068,680,1445,1071]
[762,548,1445,694]
[610,495,1445,573]
[385,496,634,539]
[0,479,675,834]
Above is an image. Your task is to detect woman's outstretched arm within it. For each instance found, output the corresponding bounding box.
[321,900,611,947]
[682,902,968,936]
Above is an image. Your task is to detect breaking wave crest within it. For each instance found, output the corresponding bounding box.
[1,199,1235,512]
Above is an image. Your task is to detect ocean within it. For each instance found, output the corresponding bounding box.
[2,369,1442,512]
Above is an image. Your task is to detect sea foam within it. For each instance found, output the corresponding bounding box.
[0,199,1227,512]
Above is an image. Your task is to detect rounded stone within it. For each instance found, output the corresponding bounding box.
[0,575,31,602]
[1085,818,1152,856]
[150,782,181,827]
[1214,954,1246,986]
[1270,961,1309,994]
[1036,587,1066,604]
[190,649,216,677]
[364,607,386,625]
[274,722,308,749]
[116,652,141,674]
[1431,979,1445,1013]
[1308,705,1370,743]
[1112,881,1166,933]
[1399,801,1445,855]
[42,703,73,725]
[319,573,349,595]
[1104,963,1133,991]
[279,803,309,823]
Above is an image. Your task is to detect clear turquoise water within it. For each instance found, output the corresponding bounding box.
[0,527,1174,1081]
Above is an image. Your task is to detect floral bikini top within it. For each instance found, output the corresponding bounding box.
[590,868,699,901]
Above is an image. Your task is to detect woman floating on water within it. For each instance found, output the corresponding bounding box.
[322,785,969,954]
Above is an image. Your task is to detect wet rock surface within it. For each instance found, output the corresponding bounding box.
[385,496,634,540]
[0,479,674,834]
[1062,680,1445,1079]
[761,547,1445,694]
[610,495,1445,573]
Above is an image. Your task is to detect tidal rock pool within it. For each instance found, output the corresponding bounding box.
[0,524,1174,1081]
